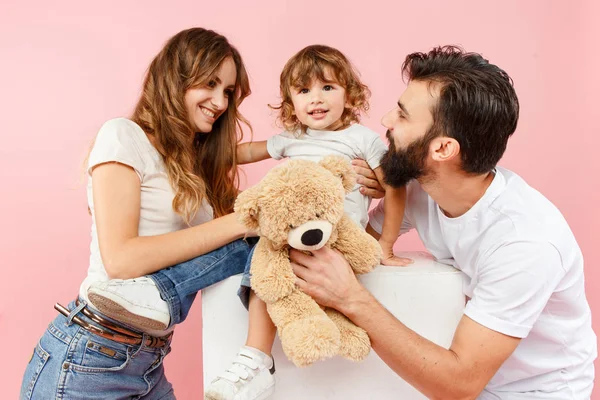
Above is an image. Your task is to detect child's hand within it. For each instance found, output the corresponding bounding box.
[379,240,413,266]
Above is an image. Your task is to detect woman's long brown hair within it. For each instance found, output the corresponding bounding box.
[131,28,251,222]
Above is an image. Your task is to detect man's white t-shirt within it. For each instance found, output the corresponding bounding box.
[79,118,213,304]
[370,167,596,399]
[267,124,387,228]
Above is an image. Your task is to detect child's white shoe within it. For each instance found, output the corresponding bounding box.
[204,346,276,400]
[87,277,170,331]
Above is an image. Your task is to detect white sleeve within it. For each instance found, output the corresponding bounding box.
[266,133,289,160]
[88,119,145,181]
[464,241,565,338]
[363,132,388,170]
[367,199,412,235]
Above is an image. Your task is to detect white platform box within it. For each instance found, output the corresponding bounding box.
[202,251,465,399]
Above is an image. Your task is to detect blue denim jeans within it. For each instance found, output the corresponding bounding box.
[149,238,257,327]
[20,301,174,400]
[237,245,256,310]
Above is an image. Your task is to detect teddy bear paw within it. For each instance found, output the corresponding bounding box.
[280,315,341,367]
[338,325,371,362]
[323,308,371,362]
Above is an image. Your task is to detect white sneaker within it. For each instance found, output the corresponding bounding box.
[87,277,171,331]
[204,346,276,400]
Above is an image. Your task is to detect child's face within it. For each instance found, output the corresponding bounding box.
[289,72,348,131]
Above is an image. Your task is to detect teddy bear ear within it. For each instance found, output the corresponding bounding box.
[234,184,261,231]
[319,155,356,193]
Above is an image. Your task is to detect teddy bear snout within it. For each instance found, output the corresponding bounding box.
[301,229,323,246]
[288,220,333,251]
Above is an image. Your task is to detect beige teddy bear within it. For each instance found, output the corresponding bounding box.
[235,155,382,367]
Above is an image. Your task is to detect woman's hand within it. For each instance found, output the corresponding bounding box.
[352,159,385,199]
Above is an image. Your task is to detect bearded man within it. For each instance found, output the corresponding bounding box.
[289,46,597,400]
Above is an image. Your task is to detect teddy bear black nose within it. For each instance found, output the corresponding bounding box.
[301,229,323,246]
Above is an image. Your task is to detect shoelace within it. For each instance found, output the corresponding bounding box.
[216,350,261,383]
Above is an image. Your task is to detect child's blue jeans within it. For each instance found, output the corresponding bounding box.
[237,245,257,311]
[149,238,257,327]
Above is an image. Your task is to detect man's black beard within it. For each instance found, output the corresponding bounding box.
[380,131,433,188]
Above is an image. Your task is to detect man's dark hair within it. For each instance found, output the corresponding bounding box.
[402,45,519,174]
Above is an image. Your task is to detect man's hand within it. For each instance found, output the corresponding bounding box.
[291,246,521,400]
[352,159,385,199]
[290,247,366,311]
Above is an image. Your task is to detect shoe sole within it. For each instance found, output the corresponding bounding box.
[88,293,168,331]
[256,384,276,400]
[204,380,275,400]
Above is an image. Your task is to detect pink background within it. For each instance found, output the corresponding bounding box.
[1,1,598,398]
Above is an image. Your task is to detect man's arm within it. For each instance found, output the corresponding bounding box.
[345,288,519,400]
[352,159,385,198]
[291,247,520,400]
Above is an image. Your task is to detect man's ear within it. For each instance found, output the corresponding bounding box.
[430,137,460,163]
[234,184,261,231]
[319,155,356,193]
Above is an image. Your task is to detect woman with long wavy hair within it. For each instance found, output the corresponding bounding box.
[20,27,258,399]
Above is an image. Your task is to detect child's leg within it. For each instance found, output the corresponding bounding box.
[245,291,277,356]
[151,238,256,326]
[205,247,276,400]
[237,246,277,355]
[87,238,256,331]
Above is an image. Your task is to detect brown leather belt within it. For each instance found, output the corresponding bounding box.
[54,300,172,349]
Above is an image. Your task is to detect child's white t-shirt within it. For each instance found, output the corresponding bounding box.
[78,118,214,304]
[369,168,597,399]
[267,124,388,228]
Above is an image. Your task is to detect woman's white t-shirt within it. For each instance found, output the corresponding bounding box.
[79,118,213,303]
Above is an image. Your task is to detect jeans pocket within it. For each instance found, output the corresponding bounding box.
[20,341,50,399]
[66,339,130,374]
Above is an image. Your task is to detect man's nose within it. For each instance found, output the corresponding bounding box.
[381,108,394,129]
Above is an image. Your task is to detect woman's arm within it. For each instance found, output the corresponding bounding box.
[93,162,250,279]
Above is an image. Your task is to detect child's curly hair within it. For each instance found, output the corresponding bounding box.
[270,45,370,133]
